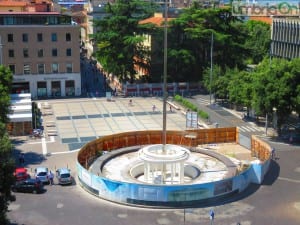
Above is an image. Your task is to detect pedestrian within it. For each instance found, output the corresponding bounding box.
[129,99,133,106]
[49,171,54,185]
[18,153,23,165]
[19,153,25,165]
[169,105,172,112]
[152,104,156,112]
[271,147,276,160]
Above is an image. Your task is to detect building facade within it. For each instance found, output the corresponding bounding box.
[271,18,300,59]
[0,11,81,99]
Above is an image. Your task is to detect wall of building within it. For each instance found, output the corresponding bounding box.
[271,18,300,59]
[0,24,81,98]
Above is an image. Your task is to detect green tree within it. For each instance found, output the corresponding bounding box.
[0,66,13,123]
[168,7,248,81]
[289,58,300,116]
[202,64,229,100]
[244,20,271,64]
[252,58,296,133]
[0,65,14,225]
[92,0,157,82]
[228,68,254,115]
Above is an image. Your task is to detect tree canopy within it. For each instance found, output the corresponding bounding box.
[92,0,157,82]
[0,65,14,225]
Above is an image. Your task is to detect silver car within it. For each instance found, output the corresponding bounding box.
[56,168,72,185]
[34,167,50,184]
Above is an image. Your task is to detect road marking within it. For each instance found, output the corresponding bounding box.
[247,126,257,132]
[42,137,47,155]
[278,176,300,184]
[50,149,81,155]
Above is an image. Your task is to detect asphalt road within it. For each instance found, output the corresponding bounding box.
[7,96,300,225]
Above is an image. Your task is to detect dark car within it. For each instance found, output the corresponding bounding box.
[14,167,30,181]
[12,178,44,194]
[289,133,300,144]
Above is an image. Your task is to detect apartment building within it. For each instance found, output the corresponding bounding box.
[0,6,81,99]
[271,18,300,59]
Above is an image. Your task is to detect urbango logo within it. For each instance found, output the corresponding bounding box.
[232,1,300,16]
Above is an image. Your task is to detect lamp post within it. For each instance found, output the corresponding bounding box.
[265,112,268,136]
[0,35,3,65]
[162,0,169,149]
[209,32,213,105]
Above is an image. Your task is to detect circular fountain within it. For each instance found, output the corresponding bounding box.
[137,144,190,184]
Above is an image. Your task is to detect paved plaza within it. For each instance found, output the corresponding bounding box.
[37,97,189,154]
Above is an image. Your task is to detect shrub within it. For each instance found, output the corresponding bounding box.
[173,95,209,119]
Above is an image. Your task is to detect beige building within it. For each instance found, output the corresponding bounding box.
[0,11,81,99]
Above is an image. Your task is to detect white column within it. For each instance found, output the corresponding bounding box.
[61,80,66,96]
[47,81,52,97]
[180,162,184,183]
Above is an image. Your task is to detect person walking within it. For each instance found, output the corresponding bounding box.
[19,153,25,165]
[271,147,276,160]
[49,171,54,185]
[152,104,156,112]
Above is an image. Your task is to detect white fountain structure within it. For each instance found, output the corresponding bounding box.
[138,144,190,184]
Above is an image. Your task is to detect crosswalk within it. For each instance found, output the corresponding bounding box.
[196,98,211,105]
[237,125,265,133]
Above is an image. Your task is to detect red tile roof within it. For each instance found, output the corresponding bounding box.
[0,0,53,7]
[139,13,174,27]
[250,16,272,25]
[0,0,27,7]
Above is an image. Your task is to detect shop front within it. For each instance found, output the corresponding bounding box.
[65,80,75,96]
[11,82,30,94]
[37,81,47,98]
[12,74,81,99]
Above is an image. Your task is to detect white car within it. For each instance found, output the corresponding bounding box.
[34,167,49,184]
[56,168,72,185]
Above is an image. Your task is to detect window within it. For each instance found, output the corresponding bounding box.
[37,49,43,57]
[66,33,71,41]
[66,63,72,73]
[23,49,29,58]
[22,33,28,42]
[23,64,31,74]
[66,48,72,56]
[37,64,45,74]
[65,80,75,96]
[37,33,43,42]
[8,65,15,74]
[51,33,57,42]
[7,34,13,42]
[51,81,61,96]
[37,82,47,97]
[51,63,58,73]
[8,49,14,58]
[52,48,58,57]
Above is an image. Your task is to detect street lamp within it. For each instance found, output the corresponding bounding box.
[0,35,3,65]
[161,0,168,149]
[209,32,213,105]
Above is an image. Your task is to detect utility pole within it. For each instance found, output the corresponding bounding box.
[209,32,213,105]
[162,0,168,149]
[0,35,3,65]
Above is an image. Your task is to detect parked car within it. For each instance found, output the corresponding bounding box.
[56,168,72,185]
[34,167,49,184]
[14,167,30,181]
[288,133,300,144]
[12,178,44,194]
